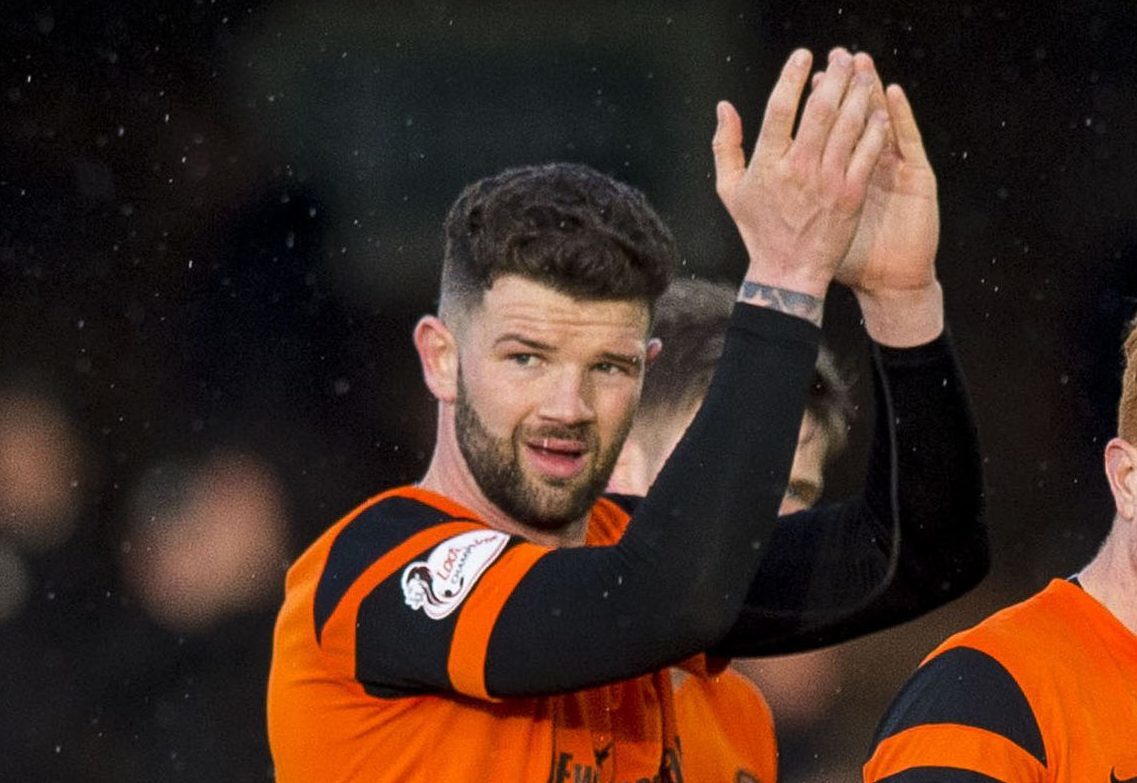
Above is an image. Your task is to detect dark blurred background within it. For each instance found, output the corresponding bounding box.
[1,1,1134,780]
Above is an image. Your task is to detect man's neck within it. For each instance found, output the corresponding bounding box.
[1078,528,1137,637]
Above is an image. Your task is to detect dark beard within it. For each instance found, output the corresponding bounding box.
[454,374,628,531]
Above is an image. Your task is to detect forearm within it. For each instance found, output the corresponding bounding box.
[868,327,988,606]
[711,326,987,656]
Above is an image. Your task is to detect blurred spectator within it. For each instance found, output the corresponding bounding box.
[121,450,289,634]
[89,449,289,781]
[0,386,87,556]
[0,382,114,780]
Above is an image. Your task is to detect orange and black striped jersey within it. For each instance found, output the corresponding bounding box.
[864,578,1137,782]
[673,663,778,783]
[268,486,686,782]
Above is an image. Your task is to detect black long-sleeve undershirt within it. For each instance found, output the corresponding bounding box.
[711,330,988,657]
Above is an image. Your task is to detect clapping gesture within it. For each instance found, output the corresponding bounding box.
[714,48,944,345]
[713,48,889,325]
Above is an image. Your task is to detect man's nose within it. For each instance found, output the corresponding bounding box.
[537,369,595,424]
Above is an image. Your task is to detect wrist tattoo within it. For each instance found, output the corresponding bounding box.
[739,280,824,326]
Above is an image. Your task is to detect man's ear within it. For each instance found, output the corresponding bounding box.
[1104,437,1137,522]
[413,316,459,404]
[645,337,663,367]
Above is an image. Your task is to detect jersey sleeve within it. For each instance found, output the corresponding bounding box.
[309,496,552,700]
[354,530,550,700]
[321,304,821,699]
[862,646,1048,783]
[712,328,989,656]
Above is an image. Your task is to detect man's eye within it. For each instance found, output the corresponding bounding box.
[509,353,539,367]
[593,362,625,376]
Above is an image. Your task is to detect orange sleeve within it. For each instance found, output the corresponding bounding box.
[863,640,1052,783]
[864,723,1047,783]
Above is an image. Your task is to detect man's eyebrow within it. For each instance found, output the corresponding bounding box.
[493,334,556,351]
[493,336,642,366]
[599,351,642,367]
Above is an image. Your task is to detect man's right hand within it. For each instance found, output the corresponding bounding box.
[713,47,889,325]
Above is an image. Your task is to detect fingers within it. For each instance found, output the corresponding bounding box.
[791,48,855,161]
[803,51,896,185]
[722,45,905,210]
[844,109,890,197]
[811,53,881,109]
[712,100,746,199]
[862,56,899,161]
[754,48,813,163]
[851,53,884,110]
[885,84,931,167]
[821,68,875,177]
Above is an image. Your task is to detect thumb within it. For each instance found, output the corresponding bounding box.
[712,100,745,200]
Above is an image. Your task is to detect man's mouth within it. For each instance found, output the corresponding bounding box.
[525,437,589,481]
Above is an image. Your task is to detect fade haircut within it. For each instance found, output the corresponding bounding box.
[438,163,677,322]
[639,277,854,460]
[1118,315,1137,442]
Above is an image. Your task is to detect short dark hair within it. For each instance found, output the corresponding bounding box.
[638,277,734,417]
[1118,314,1137,442]
[639,277,854,460]
[439,163,677,319]
[807,345,854,457]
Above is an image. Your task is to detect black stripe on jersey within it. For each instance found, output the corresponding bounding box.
[871,646,1046,767]
[314,496,451,642]
[356,537,531,698]
[876,769,1006,783]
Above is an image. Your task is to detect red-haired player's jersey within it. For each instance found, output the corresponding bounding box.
[267,485,682,783]
[863,579,1137,782]
[673,662,778,783]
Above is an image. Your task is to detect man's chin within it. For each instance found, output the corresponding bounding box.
[514,480,598,530]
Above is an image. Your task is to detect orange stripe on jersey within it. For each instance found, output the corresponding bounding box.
[448,541,550,699]
[864,723,1047,783]
[319,520,485,674]
[586,497,631,545]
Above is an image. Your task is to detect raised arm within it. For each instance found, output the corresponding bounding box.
[713,58,988,656]
[712,327,987,656]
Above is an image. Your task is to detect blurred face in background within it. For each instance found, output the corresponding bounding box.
[122,451,289,634]
[0,389,86,552]
[609,399,843,731]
